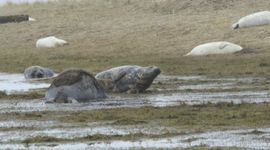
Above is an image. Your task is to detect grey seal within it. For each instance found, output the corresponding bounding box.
[24,66,54,79]
[95,65,161,93]
[45,69,107,103]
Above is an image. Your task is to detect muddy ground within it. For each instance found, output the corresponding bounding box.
[0,73,270,149]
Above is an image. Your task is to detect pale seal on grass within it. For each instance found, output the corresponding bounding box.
[24,66,55,79]
[45,69,107,103]
[232,11,270,29]
[95,65,161,93]
[36,36,68,48]
[184,41,247,56]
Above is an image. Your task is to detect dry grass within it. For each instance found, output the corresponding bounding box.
[0,0,270,75]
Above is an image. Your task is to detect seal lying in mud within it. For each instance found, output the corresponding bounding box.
[0,15,35,24]
[232,11,270,29]
[184,41,254,56]
[45,69,107,103]
[36,36,68,48]
[24,66,55,79]
[95,65,161,93]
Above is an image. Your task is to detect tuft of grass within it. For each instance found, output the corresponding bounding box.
[22,136,60,144]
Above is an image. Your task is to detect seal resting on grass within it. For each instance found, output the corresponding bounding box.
[95,65,161,93]
[45,69,107,103]
[36,36,68,48]
[24,66,55,79]
[184,41,246,56]
[232,11,270,29]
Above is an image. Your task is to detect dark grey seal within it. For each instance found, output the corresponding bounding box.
[24,66,54,79]
[95,65,161,93]
[45,69,107,103]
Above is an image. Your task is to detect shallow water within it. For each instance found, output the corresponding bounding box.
[0,73,50,94]
[0,74,269,112]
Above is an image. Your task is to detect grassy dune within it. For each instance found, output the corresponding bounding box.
[0,0,269,75]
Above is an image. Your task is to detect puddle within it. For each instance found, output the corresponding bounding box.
[0,120,57,128]
[156,74,207,81]
[0,0,56,5]
[0,73,50,94]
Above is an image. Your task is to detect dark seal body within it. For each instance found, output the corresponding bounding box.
[0,15,29,24]
[95,65,161,93]
[24,66,55,79]
[45,69,107,103]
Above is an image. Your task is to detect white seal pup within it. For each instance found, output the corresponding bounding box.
[184,41,244,56]
[232,11,270,29]
[24,66,55,80]
[36,36,68,48]
[45,69,107,103]
[95,65,161,93]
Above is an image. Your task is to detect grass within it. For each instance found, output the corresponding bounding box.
[0,0,269,75]
[0,91,45,99]
[3,103,270,133]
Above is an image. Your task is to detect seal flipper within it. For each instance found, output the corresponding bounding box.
[112,71,127,83]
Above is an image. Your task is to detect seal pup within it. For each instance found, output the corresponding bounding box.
[24,66,55,80]
[95,65,161,93]
[184,41,245,56]
[232,11,270,29]
[45,69,107,103]
[36,36,68,48]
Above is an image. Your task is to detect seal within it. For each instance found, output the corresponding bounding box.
[24,66,55,79]
[95,65,161,93]
[45,69,107,103]
[184,41,244,56]
[232,11,270,29]
[36,36,68,48]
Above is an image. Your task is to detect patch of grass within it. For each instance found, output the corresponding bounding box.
[0,91,44,100]
[22,136,60,144]
[112,118,147,125]
[0,91,7,99]
[0,0,269,75]
[3,103,270,133]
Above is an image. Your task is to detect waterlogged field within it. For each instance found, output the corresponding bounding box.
[1,0,270,149]
[0,73,270,149]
